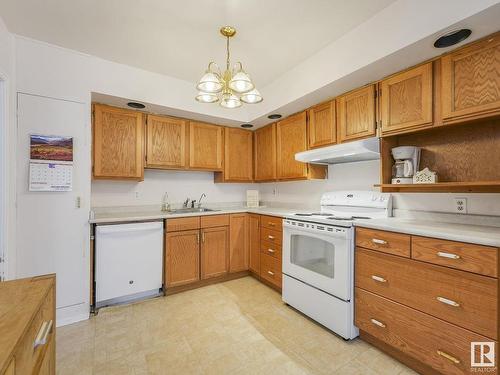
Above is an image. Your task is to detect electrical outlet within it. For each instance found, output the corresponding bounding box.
[134,191,140,199]
[454,197,467,214]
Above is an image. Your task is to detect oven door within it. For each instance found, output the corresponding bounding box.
[283,222,352,301]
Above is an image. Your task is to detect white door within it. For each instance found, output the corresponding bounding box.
[16,93,90,311]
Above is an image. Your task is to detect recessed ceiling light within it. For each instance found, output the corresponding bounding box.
[434,29,471,48]
[127,102,146,109]
[268,114,282,120]
[241,123,253,128]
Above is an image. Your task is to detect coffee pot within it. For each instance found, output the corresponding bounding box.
[391,146,421,184]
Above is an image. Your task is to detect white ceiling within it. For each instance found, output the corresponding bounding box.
[0,0,396,86]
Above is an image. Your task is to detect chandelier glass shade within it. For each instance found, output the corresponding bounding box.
[195,26,263,108]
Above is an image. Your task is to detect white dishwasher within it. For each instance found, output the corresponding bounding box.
[95,221,163,308]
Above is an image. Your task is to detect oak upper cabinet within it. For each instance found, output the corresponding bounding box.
[308,100,337,148]
[201,226,229,279]
[441,33,500,124]
[229,214,249,273]
[337,85,376,142]
[215,127,253,182]
[146,115,188,169]
[254,123,277,181]
[189,121,223,171]
[248,214,260,274]
[166,229,200,287]
[380,62,433,135]
[92,104,144,180]
[276,112,308,180]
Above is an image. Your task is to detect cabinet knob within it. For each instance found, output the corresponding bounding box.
[437,251,460,260]
[371,275,387,283]
[267,271,275,276]
[436,296,460,307]
[34,320,53,349]
[268,222,275,226]
[437,350,460,364]
[372,238,387,245]
[268,235,275,240]
[370,318,386,328]
[268,249,275,253]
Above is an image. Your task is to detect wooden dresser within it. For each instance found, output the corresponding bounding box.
[0,275,56,375]
[355,227,498,375]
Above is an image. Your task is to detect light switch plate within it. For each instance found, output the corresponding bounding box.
[454,197,467,214]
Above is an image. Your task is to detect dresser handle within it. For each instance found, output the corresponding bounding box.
[437,350,460,364]
[34,320,53,349]
[436,296,460,307]
[370,318,386,328]
[268,235,275,240]
[437,252,460,260]
[267,271,275,276]
[268,222,275,226]
[372,238,387,245]
[371,275,387,283]
[268,249,275,253]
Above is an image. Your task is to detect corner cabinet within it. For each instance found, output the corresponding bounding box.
[337,85,376,142]
[146,115,188,169]
[308,100,337,148]
[215,127,253,182]
[188,121,223,171]
[441,33,500,124]
[380,62,433,135]
[248,214,261,274]
[276,112,308,180]
[92,104,144,180]
[254,123,277,181]
[229,214,249,273]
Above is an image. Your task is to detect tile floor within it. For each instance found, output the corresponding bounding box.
[57,277,416,375]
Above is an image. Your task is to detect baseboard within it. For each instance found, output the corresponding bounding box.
[165,271,250,295]
[56,303,90,327]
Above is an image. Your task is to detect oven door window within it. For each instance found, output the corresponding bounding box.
[290,234,334,278]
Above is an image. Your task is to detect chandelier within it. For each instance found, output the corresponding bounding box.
[195,26,263,108]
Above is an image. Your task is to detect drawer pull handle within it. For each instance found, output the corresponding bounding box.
[370,318,386,328]
[437,350,460,364]
[268,249,275,253]
[34,320,53,349]
[371,275,387,283]
[437,252,460,260]
[436,296,460,307]
[268,222,275,226]
[372,238,387,245]
[268,235,275,240]
[267,271,275,276]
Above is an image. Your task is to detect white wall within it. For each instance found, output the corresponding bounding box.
[91,169,254,207]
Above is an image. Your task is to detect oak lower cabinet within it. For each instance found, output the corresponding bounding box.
[215,127,253,182]
[380,62,433,135]
[257,215,283,290]
[201,226,229,279]
[441,33,500,124]
[92,103,144,180]
[146,114,188,169]
[337,85,376,142]
[308,100,337,148]
[166,229,200,287]
[189,121,223,171]
[248,214,261,274]
[355,226,499,375]
[229,214,249,273]
[254,123,277,181]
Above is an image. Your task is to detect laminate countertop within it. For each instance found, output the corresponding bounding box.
[354,218,500,247]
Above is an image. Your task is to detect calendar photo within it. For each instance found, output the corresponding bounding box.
[30,134,73,162]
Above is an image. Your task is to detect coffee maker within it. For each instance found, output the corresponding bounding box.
[391,146,421,184]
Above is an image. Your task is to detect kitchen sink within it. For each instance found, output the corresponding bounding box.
[164,207,219,214]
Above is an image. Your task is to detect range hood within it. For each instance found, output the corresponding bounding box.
[295,137,380,165]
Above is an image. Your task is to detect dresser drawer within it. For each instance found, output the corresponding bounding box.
[261,215,283,231]
[261,227,282,245]
[355,248,498,339]
[355,288,498,375]
[412,236,498,278]
[260,239,282,260]
[260,253,282,288]
[356,227,411,257]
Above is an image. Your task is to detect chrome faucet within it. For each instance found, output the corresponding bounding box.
[197,193,207,208]
[161,192,171,212]
[183,197,190,208]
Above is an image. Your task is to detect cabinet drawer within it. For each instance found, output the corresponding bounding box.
[260,253,282,288]
[355,248,498,339]
[261,215,283,231]
[200,214,229,228]
[356,227,410,257]
[260,240,282,260]
[166,217,200,231]
[355,288,497,375]
[260,227,282,245]
[412,236,498,278]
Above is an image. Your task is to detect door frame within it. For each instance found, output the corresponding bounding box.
[0,74,8,281]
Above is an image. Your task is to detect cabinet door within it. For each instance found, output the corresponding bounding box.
[308,100,336,148]
[189,121,223,170]
[441,34,500,123]
[223,128,253,181]
[166,230,200,287]
[276,111,308,180]
[93,104,144,180]
[254,123,277,181]
[146,115,187,169]
[380,63,433,135]
[337,85,376,142]
[201,226,228,279]
[229,214,249,273]
[248,214,260,274]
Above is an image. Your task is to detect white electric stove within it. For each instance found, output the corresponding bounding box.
[282,191,392,339]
